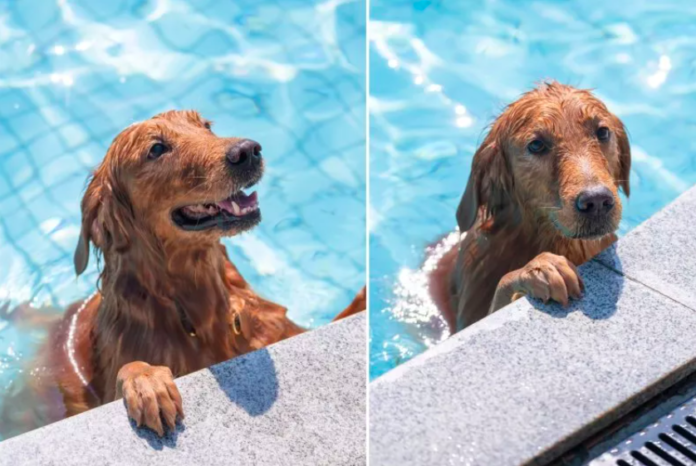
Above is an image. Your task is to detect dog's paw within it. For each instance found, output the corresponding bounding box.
[509,252,585,307]
[116,361,184,436]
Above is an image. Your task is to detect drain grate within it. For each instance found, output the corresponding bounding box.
[589,397,696,466]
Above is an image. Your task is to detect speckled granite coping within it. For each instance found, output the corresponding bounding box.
[0,313,366,466]
[370,186,696,466]
[596,186,696,309]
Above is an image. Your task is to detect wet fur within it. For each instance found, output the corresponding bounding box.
[431,83,631,331]
[36,110,364,426]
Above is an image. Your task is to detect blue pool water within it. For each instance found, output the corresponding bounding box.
[0,0,365,440]
[369,0,696,379]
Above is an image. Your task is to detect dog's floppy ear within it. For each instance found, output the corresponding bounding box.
[74,174,102,276]
[456,167,479,233]
[74,168,134,276]
[456,129,513,232]
[615,119,631,197]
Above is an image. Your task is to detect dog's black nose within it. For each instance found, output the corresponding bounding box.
[575,186,614,215]
[227,139,262,166]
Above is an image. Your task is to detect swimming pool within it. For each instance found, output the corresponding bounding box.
[369,0,696,379]
[0,0,365,440]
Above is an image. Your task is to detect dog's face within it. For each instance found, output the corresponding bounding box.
[457,82,631,240]
[74,110,264,274]
[119,110,263,239]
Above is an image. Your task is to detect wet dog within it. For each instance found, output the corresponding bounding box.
[37,110,365,436]
[430,82,630,332]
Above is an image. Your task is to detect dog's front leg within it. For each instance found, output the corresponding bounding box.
[488,252,585,315]
[116,361,184,436]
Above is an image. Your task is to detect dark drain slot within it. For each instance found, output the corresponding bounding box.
[658,433,696,462]
[629,450,659,466]
[644,441,687,466]
[672,424,696,445]
[686,416,696,429]
[587,396,696,465]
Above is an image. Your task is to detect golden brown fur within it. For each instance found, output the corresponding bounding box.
[38,110,365,436]
[431,82,631,332]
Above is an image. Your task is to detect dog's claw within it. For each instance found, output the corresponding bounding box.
[512,252,583,308]
[116,361,184,437]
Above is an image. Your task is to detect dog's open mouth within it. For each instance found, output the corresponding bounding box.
[172,190,261,231]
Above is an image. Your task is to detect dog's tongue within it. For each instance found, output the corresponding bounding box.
[217,191,258,216]
[234,191,258,208]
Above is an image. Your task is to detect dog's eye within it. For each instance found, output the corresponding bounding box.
[596,126,610,142]
[148,143,169,160]
[527,139,546,155]
[204,121,212,130]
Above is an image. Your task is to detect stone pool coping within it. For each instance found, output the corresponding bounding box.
[0,312,366,466]
[370,185,696,466]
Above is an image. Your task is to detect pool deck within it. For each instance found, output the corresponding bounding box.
[0,313,366,466]
[370,185,696,465]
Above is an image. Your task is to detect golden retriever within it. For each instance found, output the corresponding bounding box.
[430,82,630,332]
[38,110,365,436]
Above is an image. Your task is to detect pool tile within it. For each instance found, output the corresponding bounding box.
[2,209,36,240]
[17,228,63,264]
[0,92,34,119]
[12,0,60,31]
[0,195,22,218]
[0,173,10,199]
[26,132,65,167]
[16,179,44,205]
[24,190,68,223]
[6,110,53,143]
[40,155,83,186]
[57,123,90,150]
[2,152,34,188]
[0,126,20,155]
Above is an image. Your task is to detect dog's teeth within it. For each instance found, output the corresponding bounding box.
[231,201,241,216]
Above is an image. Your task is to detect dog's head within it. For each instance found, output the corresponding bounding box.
[74,110,264,275]
[457,82,630,239]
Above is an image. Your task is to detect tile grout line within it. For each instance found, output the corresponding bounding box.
[591,257,696,314]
